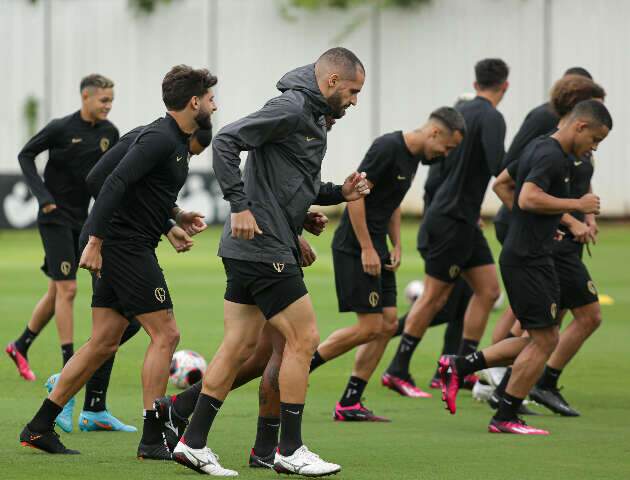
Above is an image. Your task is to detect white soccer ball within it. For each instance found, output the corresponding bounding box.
[404,280,424,304]
[169,350,207,389]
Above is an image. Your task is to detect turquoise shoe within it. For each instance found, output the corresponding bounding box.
[45,373,75,433]
[78,410,137,432]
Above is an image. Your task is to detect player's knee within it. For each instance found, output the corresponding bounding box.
[287,327,319,358]
[56,281,77,301]
[480,284,501,304]
[577,310,602,333]
[358,321,381,343]
[537,329,559,355]
[381,318,399,338]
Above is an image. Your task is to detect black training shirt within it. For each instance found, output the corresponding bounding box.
[85,114,190,248]
[332,131,422,259]
[426,96,505,225]
[500,136,571,266]
[18,110,119,230]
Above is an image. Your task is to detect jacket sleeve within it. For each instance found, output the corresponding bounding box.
[314,182,344,205]
[87,130,173,239]
[481,110,506,176]
[17,120,61,207]
[212,96,301,213]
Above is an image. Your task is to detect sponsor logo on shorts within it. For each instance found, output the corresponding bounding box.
[100,137,110,152]
[368,291,380,308]
[397,175,407,181]
[71,137,83,144]
[154,287,166,303]
[272,262,285,273]
[60,261,71,276]
[587,280,597,296]
[550,302,558,319]
[448,265,461,279]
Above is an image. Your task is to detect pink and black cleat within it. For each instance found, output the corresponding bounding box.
[462,374,479,390]
[6,343,35,381]
[381,373,432,398]
[438,355,461,414]
[429,376,442,389]
[488,418,549,435]
[333,402,391,422]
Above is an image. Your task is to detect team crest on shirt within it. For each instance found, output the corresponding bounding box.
[368,291,380,308]
[550,303,558,319]
[154,288,166,303]
[100,137,110,152]
[60,261,71,276]
[272,262,285,273]
[448,265,461,279]
[587,281,597,296]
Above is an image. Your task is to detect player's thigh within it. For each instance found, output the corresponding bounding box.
[91,307,130,349]
[136,308,179,342]
[268,294,318,349]
[223,300,266,348]
[421,274,455,306]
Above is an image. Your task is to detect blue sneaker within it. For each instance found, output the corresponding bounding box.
[79,410,137,432]
[45,373,75,433]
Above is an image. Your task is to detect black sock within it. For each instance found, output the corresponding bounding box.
[494,392,523,421]
[455,351,487,377]
[495,367,512,398]
[83,355,115,412]
[394,314,407,337]
[457,338,479,357]
[253,416,280,457]
[386,333,421,378]
[173,381,202,418]
[278,402,304,456]
[61,343,74,366]
[537,365,562,390]
[141,409,165,445]
[309,351,326,372]
[28,398,63,432]
[15,327,38,357]
[339,376,367,407]
[183,394,223,449]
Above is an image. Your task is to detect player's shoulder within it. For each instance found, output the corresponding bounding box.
[48,111,79,131]
[268,91,306,120]
[372,131,401,149]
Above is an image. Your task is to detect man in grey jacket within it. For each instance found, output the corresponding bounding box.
[174,47,368,477]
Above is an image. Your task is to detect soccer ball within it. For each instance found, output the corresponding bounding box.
[404,280,424,304]
[169,350,207,389]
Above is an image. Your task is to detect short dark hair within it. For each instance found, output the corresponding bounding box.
[162,65,218,111]
[316,47,365,79]
[564,66,592,79]
[550,75,606,117]
[80,74,114,92]
[474,58,509,89]
[430,106,466,136]
[570,99,613,130]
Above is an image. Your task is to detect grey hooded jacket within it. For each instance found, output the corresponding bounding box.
[213,63,345,264]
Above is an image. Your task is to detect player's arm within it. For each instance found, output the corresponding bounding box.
[212,97,300,239]
[17,120,59,211]
[347,191,380,277]
[315,173,370,205]
[584,183,598,243]
[492,164,516,210]
[384,207,401,272]
[481,110,507,176]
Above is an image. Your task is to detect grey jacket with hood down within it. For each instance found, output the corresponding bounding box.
[213,63,346,265]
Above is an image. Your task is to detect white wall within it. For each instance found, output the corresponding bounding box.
[1,0,627,214]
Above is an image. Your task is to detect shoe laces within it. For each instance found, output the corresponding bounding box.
[202,447,220,463]
[297,445,321,463]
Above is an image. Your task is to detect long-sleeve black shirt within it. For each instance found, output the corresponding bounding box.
[18,110,119,230]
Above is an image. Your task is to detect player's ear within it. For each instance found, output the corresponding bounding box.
[328,73,339,88]
[190,96,200,111]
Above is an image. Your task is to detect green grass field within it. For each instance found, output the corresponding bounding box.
[1,220,629,479]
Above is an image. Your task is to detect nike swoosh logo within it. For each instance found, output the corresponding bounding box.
[306,136,316,142]
[287,410,301,415]
[71,138,82,143]
[574,161,583,166]
[93,390,104,394]
[176,156,183,162]
[397,175,407,180]
[94,421,113,430]
[266,423,280,427]
[30,435,42,441]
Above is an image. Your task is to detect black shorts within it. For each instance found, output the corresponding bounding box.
[332,249,397,313]
[222,258,308,320]
[553,241,598,309]
[420,218,494,283]
[494,221,509,246]
[91,243,172,317]
[500,262,560,330]
[38,223,80,280]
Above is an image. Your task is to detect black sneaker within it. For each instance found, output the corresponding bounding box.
[137,440,172,460]
[19,425,79,454]
[530,385,580,417]
[154,396,188,452]
[249,448,275,469]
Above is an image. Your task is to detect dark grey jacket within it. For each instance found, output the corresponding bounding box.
[213,64,345,264]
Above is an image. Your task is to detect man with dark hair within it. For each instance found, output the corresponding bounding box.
[6,73,118,431]
[308,108,465,420]
[439,99,611,435]
[382,59,508,395]
[19,65,217,459]
[564,66,592,79]
[173,48,369,477]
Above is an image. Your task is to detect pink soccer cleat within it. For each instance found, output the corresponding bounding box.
[6,343,36,381]
[381,373,432,398]
[333,402,391,422]
[438,355,461,414]
[488,418,550,435]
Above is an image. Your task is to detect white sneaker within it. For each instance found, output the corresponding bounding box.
[479,367,507,388]
[274,445,341,477]
[173,441,238,476]
[472,380,494,402]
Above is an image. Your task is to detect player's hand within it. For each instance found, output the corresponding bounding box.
[42,203,57,214]
[577,193,600,215]
[79,236,103,277]
[384,244,401,272]
[361,246,381,276]
[231,209,263,240]
[586,215,598,245]
[299,236,317,267]
[342,171,370,201]
[553,229,565,242]
[303,211,328,236]
[176,210,207,236]
[167,226,194,253]
[569,220,590,244]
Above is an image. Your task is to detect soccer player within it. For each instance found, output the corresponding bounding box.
[173,48,369,477]
[383,59,509,389]
[19,65,217,458]
[308,107,465,420]
[439,99,611,434]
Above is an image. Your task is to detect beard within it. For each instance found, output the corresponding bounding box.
[327,91,348,119]
[195,107,212,130]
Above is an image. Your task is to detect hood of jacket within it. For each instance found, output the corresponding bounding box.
[276,63,332,116]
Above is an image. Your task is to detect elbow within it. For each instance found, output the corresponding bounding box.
[518,194,535,212]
